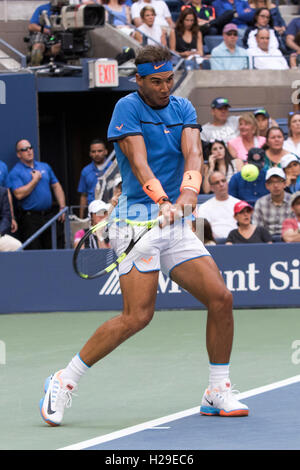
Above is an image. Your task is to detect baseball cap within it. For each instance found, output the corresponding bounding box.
[211,97,231,109]
[265,167,286,181]
[114,174,122,187]
[88,199,109,215]
[254,108,270,119]
[247,147,266,168]
[280,153,300,169]
[223,23,238,34]
[234,201,253,214]
[290,191,300,206]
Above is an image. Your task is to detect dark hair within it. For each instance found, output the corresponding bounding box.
[208,140,235,174]
[102,0,126,4]
[288,111,300,136]
[253,7,273,27]
[90,139,106,147]
[175,8,199,37]
[262,126,285,150]
[135,45,171,66]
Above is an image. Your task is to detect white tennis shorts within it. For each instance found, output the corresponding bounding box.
[113,220,211,277]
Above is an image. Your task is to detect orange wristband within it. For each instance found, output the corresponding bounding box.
[143,178,168,204]
[180,170,202,194]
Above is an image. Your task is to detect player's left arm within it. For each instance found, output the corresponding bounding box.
[176,126,203,215]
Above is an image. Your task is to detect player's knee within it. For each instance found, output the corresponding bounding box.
[210,286,232,312]
[123,309,154,335]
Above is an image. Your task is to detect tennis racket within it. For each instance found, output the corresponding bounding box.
[72,216,163,280]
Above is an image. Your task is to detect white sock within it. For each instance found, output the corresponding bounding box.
[208,362,230,388]
[60,353,90,385]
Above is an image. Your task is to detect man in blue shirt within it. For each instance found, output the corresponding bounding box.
[40,45,248,427]
[210,23,249,70]
[8,139,66,249]
[229,147,269,205]
[213,0,254,33]
[286,17,300,56]
[28,2,61,65]
[77,139,118,218]
[0,160,8,187]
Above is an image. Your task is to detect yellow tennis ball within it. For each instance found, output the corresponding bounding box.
[241,164,259,182]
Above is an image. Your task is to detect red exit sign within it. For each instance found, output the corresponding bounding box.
[89,59,119,88]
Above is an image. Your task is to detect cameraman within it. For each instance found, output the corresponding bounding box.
[28,2,62,65]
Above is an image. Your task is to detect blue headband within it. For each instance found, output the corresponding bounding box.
[137,61,173,76]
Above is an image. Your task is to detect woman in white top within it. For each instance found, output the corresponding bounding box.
[243,7,280,50]
[202,140,243,194]
[133,6,167,46]
[283,112,300,157]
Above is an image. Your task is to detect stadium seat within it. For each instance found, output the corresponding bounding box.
[165,0,182,22]
[197,194,214,204]
[204,35,245,54]
[276,118,289,138]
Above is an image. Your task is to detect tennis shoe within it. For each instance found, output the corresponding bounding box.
[39,370,76,426]
[200,379,249,417]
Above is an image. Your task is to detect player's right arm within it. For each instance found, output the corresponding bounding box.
[118,135,155,185]
[118,135,176,223]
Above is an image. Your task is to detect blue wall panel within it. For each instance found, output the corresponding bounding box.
[0,244,299,314]
[0,73,39,170]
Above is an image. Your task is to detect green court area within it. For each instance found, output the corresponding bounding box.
[0,308,299,450]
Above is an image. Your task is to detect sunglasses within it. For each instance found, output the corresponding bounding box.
[18,146,33,152]
[226,31,238,36]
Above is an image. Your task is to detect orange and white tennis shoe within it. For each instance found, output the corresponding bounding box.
[39,370,77,426]
[200,379,249,417]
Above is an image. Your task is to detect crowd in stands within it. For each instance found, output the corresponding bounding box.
[1,1,300,251]
[1,97,300,251]
[26,0,300,70]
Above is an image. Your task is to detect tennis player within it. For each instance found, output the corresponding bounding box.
[40,45,248,426]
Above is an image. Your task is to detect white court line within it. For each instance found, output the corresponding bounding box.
[59,374,300,450]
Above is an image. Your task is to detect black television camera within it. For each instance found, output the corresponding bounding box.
[31,0,105,63]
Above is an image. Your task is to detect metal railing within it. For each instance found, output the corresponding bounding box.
[0,37,27,69]
[16,207,71,250]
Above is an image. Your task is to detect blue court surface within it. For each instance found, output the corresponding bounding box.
[61,376,300,451]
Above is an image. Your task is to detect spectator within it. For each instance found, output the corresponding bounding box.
[252,167,293,238]
[210,23,249,71]
[27,2,62,65]
[253,108,278,137]
[195,170,240,239]
[186,0,234,37]
[228,147,269,206]
[285,16,300,56]
[133,5,167,46]
[0,159,8,187]
[280,153,300,194]
[0,186,22,252]
[201,97,240,144]
[169,8,203,60]
[212,0,254,35]
[191,216,217,245]
[283,112,300,157]
[242,7,284,51]
[226,200,272,244]
[227,112,266,161]
[77,139,117,218]
[247,28,290,70]
[281,191,300,243]
[74,199,110,249]
[263,126,289,169]
[248,0,286,36]
[8,139,66,250]
[0,159,18,235]
[103,0,134,35]
[131,0,174,31]
[202,139,243,194]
